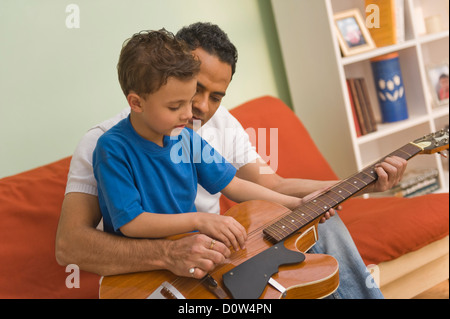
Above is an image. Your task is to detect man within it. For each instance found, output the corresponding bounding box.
[55,22,407,298]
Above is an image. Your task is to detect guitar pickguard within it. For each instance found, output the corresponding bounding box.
[222,240,305,299]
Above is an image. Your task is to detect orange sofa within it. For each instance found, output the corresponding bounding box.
[0,96,448,299]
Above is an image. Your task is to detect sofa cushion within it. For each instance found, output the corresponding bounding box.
[339,193,449,266]
[0,157,100,298]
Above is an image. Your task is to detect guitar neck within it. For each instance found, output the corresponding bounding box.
[263,142,423,243]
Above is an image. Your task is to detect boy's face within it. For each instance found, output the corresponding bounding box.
[188,48,232,129]
[129,77,197,145]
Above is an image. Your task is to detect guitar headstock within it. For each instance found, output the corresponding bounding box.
[412,127,449,155]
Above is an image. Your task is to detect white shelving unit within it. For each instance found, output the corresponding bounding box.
[272,0,449,194]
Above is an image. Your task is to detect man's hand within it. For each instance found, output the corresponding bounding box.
[165,234,231,279]
[368,156,407,193]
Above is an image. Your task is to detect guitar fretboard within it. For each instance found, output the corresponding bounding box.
[263,142,423,243]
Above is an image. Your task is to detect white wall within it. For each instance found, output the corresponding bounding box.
[0,0,290,177]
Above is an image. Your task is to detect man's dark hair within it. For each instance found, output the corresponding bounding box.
[176,22,238,77]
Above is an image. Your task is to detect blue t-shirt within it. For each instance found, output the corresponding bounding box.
[93,116,236,235]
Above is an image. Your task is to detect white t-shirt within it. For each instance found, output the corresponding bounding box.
[65,105,260,215]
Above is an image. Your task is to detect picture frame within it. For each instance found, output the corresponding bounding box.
[426,62,449,107]
[334,9,376,57]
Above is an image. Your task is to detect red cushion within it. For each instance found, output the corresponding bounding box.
[0,157,100,298]
[339,193,449,265]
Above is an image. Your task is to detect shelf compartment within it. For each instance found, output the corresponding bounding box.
[357,113,431,145]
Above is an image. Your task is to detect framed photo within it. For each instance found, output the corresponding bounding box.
[426,62,449,106]
[334,9,376,57]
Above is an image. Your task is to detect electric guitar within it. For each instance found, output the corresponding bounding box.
[99,129,449,299]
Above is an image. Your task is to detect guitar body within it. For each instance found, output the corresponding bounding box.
[100,200,339,299]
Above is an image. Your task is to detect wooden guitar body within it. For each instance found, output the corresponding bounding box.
[100,200,339,299]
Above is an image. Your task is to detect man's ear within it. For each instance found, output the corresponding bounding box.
[127,92,143,113]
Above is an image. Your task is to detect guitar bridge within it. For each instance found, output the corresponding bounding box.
[147,281,186,299]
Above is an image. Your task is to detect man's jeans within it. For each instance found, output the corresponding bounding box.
[308,213,384,299]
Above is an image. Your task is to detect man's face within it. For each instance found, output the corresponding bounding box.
[188,48,233,130]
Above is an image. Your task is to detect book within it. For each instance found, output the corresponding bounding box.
[374,169,440,198]
[346,78,378,136]
[348,78,368,135]
[365,0,405,47]
[355,78,377,133]
[347,80,362,137]
[358,78,378,133]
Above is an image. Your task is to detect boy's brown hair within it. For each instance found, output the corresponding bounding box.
[117,29,200,98]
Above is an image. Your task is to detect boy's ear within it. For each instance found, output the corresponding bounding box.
[127,92,143,113]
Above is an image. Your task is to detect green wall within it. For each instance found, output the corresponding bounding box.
[0,0,291,178]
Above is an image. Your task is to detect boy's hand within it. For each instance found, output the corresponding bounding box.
[194,213,247,251]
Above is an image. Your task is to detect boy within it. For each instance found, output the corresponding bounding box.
[93,30,302,255]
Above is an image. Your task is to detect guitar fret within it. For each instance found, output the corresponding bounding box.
[328,189,346,199]
[278,216,298,232]
[396,148,412,159]
[387,143,422,161]
[301,202,322,215]
[311,197,332,211]
[333,186,352,196]
[360,169,376,182]
[327,188,345,198]
[264,224,288,240]
[307,200,328,214]
[397,144,417,158]
[342,179,361,191]
[353,176,368,187]
[341,182,358,193]
[322,192,342,206]
[361,168,376,180]
[293,207,318,224]
[291,209,312,223]
[323,191,342,205]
